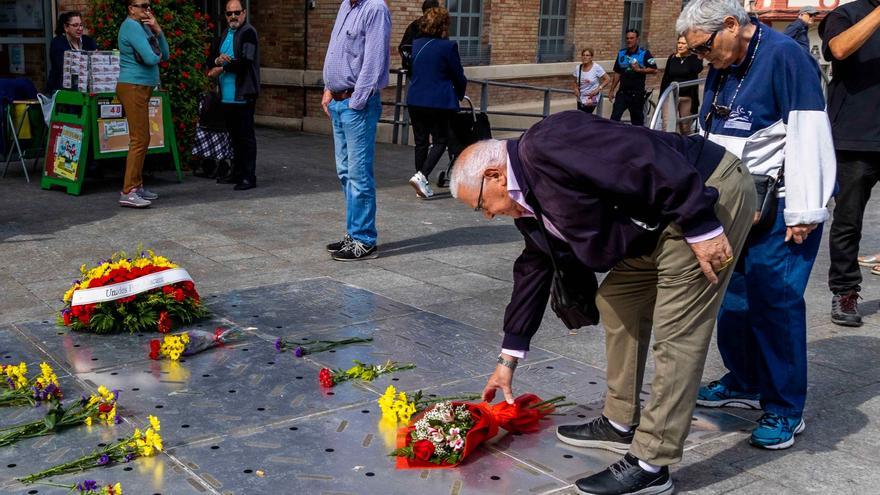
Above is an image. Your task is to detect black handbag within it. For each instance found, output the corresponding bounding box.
[751,170,782,234]
[529,197,600,330]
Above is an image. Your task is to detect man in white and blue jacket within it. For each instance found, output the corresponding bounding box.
[679,0,836,452]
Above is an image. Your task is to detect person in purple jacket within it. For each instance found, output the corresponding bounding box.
[449,111,755,495]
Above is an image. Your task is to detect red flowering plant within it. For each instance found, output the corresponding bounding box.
[59,249,208,334]
[88,0,213,158]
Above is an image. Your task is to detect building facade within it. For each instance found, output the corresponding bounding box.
[1,0,852,133]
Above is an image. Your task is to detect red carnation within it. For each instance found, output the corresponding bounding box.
[160,61,169,69]
[163,12,173,21]
[78,312,91,326]
[99,403,113,413]
[194,12,202,19]
[63,311,72,326]
[318,368,335,388]
[157,311,172,333]
[208,22,215,30]
[163,286,174,295]
[182,71,190,79]
[149,340,161,360]
[173,289,185,302]
[204,13,211,20]
[412,440,435,461]
[174,29,182,37]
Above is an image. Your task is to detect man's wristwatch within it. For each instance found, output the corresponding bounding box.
[497,354,518,370]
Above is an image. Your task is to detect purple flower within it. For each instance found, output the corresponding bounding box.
[80,394,88,406]
[97,454,110,466]
[115,414,123,425]
[124,453,135,463]
[112,389,121,402]
[294,346,305,358]
[274,338,282,352]
[77,480,98,491]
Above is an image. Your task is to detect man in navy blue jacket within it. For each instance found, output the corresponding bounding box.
[449,111,754,495]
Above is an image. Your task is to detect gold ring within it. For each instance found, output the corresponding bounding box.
[718,256,734,271]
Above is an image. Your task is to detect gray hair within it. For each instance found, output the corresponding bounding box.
[676,0,750,35]
[449,139,507,198]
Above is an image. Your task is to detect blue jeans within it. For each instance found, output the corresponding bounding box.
[328,93,381,246]
[717,198,823,418]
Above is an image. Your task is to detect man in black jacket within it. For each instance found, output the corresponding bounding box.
[821,0,880,327]
[449,112,754,495]
[398,0,439,72]
[207,0,260,191]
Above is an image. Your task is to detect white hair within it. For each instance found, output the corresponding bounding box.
[676,0,750,35]
[449,139,507,198]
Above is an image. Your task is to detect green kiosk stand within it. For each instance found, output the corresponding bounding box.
[41,90,182,195]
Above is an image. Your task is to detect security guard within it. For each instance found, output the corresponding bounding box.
[608,29,658,126]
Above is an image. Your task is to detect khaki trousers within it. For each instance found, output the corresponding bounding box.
[596,152,755,465]
[116,82,153,193]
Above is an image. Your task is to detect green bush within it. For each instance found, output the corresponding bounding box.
[89,0,214,159]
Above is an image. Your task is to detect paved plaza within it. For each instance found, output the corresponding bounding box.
[1,127,879,494]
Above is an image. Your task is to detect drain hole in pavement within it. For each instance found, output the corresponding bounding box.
[211,295,218,298]
[155,405,164,409]
[241,348,249,352]
[577,414,586,418]
[7,463,16,468]
[181,424,190,428]
[228,390,236,393]
[56,331,65,335]
[179,359,186,363]
[231,304,237,307]
[91,358,98,361]
[267,361,275,365]
[365,472,375,477]
[563,454,573,459]
[302,338,310,342]
[202,374,211,378]
[252,315,259,318]
[295,376,303,380]
[2,355,10,359]
[275,325,282,329]
[97,443,107,447]
[361,410,369,414]
[257,407,265,411]
[546,366,554,369]
[137,333,144,337]
[428,394,437,398]
[210,445,220,450]
[124,467,133,471]
[391,378,399,381]
[110,372,118,375]
[289,427,298,431]
[244,469,253,474]
[28,491,38,494]
[73,345,80,348]
[490,476,500,481]
[327,392,335,395]
[329,350,336,353]
[325,448,334,452]
[588,381,597,385]
[132,388,140,391]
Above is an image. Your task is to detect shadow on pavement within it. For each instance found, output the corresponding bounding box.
[378,225,523,258]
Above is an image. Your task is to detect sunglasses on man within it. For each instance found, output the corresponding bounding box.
[688,30,718,56]
[226,10,243,17]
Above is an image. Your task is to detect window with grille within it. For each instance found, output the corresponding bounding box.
[621,0,645,48]
[537,0,570,62]
[448,0,489,65]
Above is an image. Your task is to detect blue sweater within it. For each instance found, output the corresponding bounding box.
[117,17,169,86]
[406,37,467,110]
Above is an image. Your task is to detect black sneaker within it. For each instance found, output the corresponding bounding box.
[326,235,352,253]
[331,240,378,261]
[575,454,673,495]
[556,416,634,454]
[831,290,862,327]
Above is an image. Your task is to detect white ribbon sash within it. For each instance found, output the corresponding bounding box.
[71,268,193,306]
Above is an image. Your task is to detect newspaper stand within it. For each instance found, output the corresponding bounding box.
[40,90,182,196]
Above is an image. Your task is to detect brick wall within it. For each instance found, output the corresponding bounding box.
[570,0,625,62]
[252,0,305,69]
[645,0,681,59]
[489,0,540,64]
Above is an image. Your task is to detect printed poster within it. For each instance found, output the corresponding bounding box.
[96,97,165,153]
[45,123,83,181]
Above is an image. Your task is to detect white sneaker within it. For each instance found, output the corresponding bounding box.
[409,172,434,198]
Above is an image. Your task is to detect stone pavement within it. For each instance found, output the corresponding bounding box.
[1,127,879,494]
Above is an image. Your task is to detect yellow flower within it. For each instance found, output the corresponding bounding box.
[97,385,111,398]
[378,385,397,420]
[84,416,92,426]
[112,482,123,495]
[148,415,161,432]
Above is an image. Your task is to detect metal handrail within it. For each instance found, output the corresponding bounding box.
[648,78,705,133]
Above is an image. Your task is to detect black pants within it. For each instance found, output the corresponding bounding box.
[610,90,646,126]
[409,106,453,177]
[222,101,257,184]
[828,150,880,293]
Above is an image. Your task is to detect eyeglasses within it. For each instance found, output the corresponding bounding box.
[474,177,486,212]
[131,3,152,10]
[225,10,243,17]
[688,30,718,56]
[66,23,83,28]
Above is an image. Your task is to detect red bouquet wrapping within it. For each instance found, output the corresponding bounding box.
[393,394,563,469]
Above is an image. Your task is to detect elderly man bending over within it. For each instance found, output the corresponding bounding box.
[450,111,755,495]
